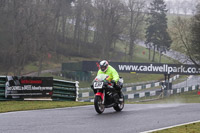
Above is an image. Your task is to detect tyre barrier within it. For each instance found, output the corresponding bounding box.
[0,76,6,101]
[52,79,79,101]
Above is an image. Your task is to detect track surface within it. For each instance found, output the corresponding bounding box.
[1,104,200,133]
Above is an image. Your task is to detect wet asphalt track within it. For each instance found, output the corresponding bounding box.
[1,104,200,133]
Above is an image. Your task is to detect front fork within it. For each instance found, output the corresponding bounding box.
[95,90,105,104]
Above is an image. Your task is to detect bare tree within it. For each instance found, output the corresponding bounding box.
[0,0,151,74]
[73,0,84,55]
[169,17,192,63]
[73,0,94,55]
[93,0,125,59]
[126,0,146,61]
[82,0,94,44]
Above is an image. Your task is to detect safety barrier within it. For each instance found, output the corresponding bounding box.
[0,76,79,101]
[52,79,79,101]
[125,84,199,101]
[122,75,179,92]
[0,76,6,101]
[80,84,199,102]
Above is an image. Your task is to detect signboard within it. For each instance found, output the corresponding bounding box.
[82,61,200,75]
[5,76,53,99]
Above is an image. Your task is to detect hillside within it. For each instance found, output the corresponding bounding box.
[18,42,177,88]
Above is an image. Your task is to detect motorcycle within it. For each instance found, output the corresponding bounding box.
[91,74,124,114]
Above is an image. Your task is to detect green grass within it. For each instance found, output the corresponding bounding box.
[167,14,192,27]
[0,101,92,113]
[24,63,39,73]
[119,73,163,84]
[20,61,61,76]
[128,90,200,104]
[134,45,177,64]
[115,41,177,64]
[151,90,200,104]
[152,122,200,133]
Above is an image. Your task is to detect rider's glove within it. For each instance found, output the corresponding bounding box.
[103,80,109,86]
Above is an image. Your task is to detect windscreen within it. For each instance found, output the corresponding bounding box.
[94,74,108,82]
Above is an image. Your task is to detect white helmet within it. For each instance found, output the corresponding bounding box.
[99,60,109,72]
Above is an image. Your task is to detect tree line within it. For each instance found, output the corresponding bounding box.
[0,0,199,75]
[0,0,148,75]
[170,3,200,67]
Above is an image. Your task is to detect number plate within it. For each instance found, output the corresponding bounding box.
[93,82,103,89]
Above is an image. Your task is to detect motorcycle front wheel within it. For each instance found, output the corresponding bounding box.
[94,96,105,114]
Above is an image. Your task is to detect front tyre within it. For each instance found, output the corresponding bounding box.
[94,96,105,114]
[113,95,124,112]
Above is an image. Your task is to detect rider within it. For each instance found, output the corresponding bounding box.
[97,60,123,98]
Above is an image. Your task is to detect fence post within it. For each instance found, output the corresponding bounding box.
[75,81,79,101]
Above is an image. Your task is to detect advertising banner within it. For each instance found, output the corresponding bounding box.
[5,76,53,99]
[82,61,200,75]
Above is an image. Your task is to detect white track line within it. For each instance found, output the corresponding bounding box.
[141,120,200,133]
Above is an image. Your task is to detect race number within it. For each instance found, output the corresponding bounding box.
[93,82,103,89]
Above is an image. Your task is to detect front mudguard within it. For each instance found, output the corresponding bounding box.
[95,92,104,101]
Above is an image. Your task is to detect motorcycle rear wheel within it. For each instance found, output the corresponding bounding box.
[113,95,124,112]
[94,96,105,114]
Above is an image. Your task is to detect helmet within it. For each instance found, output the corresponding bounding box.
[99,60,109,72]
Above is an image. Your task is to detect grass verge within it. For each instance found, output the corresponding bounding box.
[148,90,200,104]
[127,90,200,104]
[0,101,92,113]
[152,122,200,133]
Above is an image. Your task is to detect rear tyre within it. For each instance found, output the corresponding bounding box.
[113,94,124,112]
[94,96,105,114]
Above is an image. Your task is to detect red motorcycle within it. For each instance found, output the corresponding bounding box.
[91,74,124,114]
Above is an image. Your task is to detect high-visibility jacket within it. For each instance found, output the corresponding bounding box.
[97,65,119,83]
